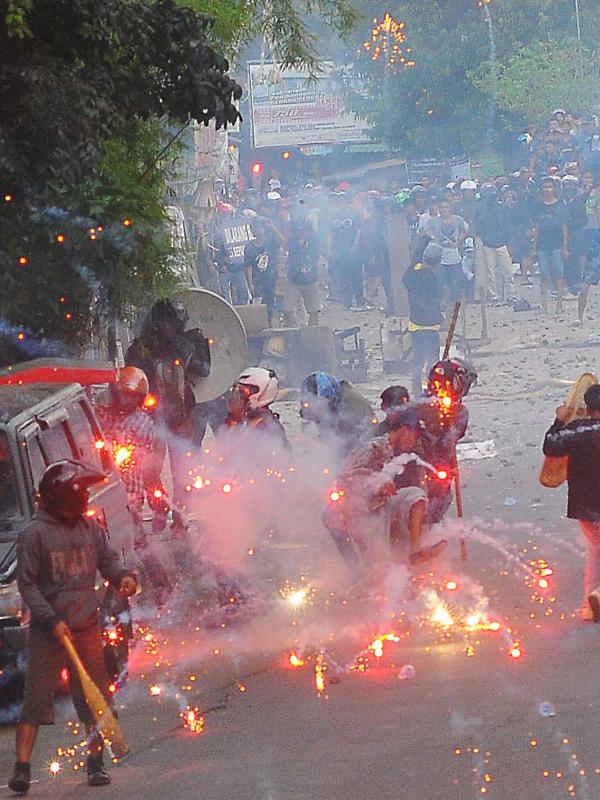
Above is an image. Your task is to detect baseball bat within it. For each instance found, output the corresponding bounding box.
[60,633,129,759]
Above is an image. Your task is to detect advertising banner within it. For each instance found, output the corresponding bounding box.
[248,62,372,149]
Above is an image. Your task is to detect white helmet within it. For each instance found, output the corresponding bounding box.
[235,367,279,409]
[460,180,477,191]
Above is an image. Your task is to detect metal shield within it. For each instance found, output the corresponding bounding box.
[171,288,248,403]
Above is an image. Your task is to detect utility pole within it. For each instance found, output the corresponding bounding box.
[574,0,582,43]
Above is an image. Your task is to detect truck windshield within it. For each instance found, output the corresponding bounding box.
[0,432,20,519]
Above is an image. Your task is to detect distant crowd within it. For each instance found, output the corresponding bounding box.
[199,107,600,325]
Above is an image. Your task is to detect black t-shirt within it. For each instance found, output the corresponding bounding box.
[533,201,566,250]
[245,229,279,284]
[288,229,320,285]
[330,213,359,257]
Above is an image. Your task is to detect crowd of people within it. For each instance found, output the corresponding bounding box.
[202,107,600,342]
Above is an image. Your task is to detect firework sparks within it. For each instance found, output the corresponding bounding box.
[315,654,326,695]
[369,633,400,659]
[279,581,314,610]
[431,604,454,628]
[181,706,205,734]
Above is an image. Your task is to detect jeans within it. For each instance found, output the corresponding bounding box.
[436,262,464,305]
[537,249,565,282]
[220,271,250,304]
[412,329,440,396]
[340,260,365,308]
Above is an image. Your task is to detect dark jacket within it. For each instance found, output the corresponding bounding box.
[474,203,511,249]
[126,325,210,430]
[17,509,129,633]
[224,408,289,449]
[543,418,600,521]
[402,263,442,327]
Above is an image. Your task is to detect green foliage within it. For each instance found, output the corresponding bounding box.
[0,0,241,348]
[473,39,600,127]
[4,0,32,37]
[183,0,360,70]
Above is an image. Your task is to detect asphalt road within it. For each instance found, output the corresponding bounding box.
[2,290,600,800]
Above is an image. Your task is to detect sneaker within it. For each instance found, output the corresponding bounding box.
[409,539,448,566]
[87,755,111,787]
[8,762,30,794]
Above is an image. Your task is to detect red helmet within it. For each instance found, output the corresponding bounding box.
[427,358,477,401]
[116,366,149,397]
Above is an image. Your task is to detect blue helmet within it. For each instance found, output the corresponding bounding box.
[301,372,342,401]
[300,372,342,420]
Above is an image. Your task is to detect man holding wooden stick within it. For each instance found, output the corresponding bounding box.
[8,461,137,794]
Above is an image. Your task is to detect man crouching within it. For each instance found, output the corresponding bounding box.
[8,461,137,794]
[328,406,447,568]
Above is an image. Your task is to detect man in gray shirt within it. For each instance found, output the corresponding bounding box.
[8,461,136,794]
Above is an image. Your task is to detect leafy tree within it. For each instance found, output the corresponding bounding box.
[0,0,241,349]
[347,0,595,158]
[473,39,600,127]
[182,0,360,71]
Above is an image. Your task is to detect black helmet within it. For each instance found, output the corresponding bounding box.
[38,460,105,520]
[150,299,188,333]
[427,358,477,401]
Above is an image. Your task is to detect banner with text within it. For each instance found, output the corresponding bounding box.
[248,62,372,149]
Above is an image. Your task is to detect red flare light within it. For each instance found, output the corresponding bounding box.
[55,233,65,244]
[222,482,233,494]
[289,653,304,667]
[153,489,162,499]
[143,393,158,409]
[4,194,12,202]
[18,256,28,266]
[509,643,522,659]
[329,489,345,502]
[85,508,96,518]
[445,580,458,591]
[437,470,449,480]
[94,439,105,450]
[441,395,452,408]
[61,667,70,683]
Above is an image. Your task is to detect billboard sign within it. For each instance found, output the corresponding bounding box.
[248,62,372,149]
